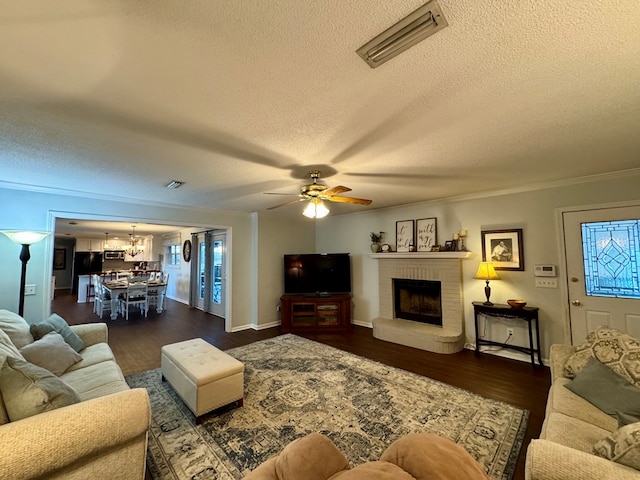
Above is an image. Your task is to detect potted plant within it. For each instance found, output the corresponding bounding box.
[370,232,384,253]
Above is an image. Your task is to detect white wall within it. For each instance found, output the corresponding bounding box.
[160,227,193,304]
[316,170,640,360]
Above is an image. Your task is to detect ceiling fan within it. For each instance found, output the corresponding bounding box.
[265,170,372,218]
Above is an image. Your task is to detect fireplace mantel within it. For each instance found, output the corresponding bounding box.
[370,252,472,260]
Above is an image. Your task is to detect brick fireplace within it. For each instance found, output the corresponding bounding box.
[371,252,471,354]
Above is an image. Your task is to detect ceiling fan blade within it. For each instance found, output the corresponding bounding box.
[263,192,299,196]
[267,198,305,210]
[326,196,372,205]
[322,185,351,196]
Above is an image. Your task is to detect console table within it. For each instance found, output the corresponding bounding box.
[473,302,542,366]
[280,294,351,333]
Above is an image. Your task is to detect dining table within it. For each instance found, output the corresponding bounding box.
[102,279,168,320]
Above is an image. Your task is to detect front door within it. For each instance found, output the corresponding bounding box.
[562,204,640,345]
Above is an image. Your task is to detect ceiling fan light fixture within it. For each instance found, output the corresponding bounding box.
[356,0,448,68]
[303,198,330,219]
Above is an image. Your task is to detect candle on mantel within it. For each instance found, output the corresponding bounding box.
[453,233,459,240]
[460,229,468,236]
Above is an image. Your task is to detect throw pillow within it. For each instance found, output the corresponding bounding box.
[0,356,80,422]
[19,332,82,376]
[565,357,640,426]
[30,314,85,353]
[563,325,640,387]
[594,422,640,471]
[0,309,34,349]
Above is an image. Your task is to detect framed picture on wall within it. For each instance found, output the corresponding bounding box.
[396,220,415,252]
[53,248,66,270]
[416,218,437,251]
[481,228,524,271]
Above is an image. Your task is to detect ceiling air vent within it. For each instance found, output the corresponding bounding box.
[356,0,449,68]
[165,180,184,189]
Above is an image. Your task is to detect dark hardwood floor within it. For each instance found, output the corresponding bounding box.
[52,290,550,480]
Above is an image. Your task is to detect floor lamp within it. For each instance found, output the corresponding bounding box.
[1,230,50,317]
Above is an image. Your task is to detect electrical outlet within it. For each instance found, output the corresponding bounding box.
[24,284,36,295]
[536,278,558,288]
[507,327,514,336]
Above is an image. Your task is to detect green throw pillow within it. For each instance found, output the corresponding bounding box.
[19,332,82,376]
[594,422,640,471]
[0,356,80,422]
[30,314,85,352]
[565,357,640,426]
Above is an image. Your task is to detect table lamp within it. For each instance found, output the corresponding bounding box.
[473,262,500,305]
[1,230,50,316]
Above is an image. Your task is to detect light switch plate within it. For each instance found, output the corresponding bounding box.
[535,278,558,288]
[24,284,36,295]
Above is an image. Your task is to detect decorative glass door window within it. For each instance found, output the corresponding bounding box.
[581,219,640,299]
[212,239,222,304]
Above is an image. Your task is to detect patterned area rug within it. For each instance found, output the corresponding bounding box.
[126,334,528,480]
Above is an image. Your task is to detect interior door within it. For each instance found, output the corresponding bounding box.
[562,204,640,345]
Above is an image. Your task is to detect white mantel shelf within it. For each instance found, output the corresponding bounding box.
[370,252,473,259]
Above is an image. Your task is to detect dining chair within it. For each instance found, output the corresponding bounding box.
[119,276,148,320]
[147,272,167,312]
[94,279,112,319]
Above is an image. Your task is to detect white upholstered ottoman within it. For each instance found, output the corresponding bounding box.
[161,338,244,423]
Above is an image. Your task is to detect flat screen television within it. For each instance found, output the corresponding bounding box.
[283,253,351,295]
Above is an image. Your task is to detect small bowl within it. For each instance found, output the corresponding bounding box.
[507,299,527,309]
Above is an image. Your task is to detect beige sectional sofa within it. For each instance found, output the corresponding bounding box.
[525,341,640,479]
[0,310,151,480]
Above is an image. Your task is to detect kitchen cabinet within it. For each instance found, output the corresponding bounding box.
[75,238,103,252]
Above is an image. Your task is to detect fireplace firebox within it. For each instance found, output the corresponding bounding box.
[393,278,442,326]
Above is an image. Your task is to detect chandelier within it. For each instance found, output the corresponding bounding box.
[123,225,145,257]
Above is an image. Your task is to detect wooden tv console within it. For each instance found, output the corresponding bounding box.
[280,293,352,333]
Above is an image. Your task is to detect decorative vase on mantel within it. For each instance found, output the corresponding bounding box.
[370,231,384,253]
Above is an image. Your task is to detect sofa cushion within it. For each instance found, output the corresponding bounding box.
[19,332,82,376]
[61,361,128,401]
[64,342,115,372]
[30,314,85,352]
[594,422,640,471]
[563,326,640,387]
[547,377,618,432]
[0,309,34,349]
[565,357,640,426]
[0,329,23,361]
[0,355,80,422]
[543,411,614,453]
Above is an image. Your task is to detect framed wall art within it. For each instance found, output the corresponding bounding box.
[53,248,66,270]
[396,220,415,252]
[481,228,524,271]
[416,217,437,252]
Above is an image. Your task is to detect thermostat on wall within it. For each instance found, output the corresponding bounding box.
[534,264,556,277]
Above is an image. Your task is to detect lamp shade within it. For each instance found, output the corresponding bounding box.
[473,262,500,281]
[1,231,49,245]
[303,199,330,219]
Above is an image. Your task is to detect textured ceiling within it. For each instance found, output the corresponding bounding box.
[1,0,639,219]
